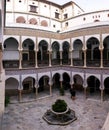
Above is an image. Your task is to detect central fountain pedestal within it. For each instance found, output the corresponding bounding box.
[43,99,77,125]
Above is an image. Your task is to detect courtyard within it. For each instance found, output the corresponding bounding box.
[2,92,109,130]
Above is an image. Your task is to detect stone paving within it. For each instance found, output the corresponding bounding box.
[2,92,109,130]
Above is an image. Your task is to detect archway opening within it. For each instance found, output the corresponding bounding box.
[62,72,71,90]
[52,73,60,92]
[104,77,109,95]
[37,40,49,66]
[22,38,35,67]
[22,77,35,96]
[73,74,84,92]
[87,76,100,94]
[3,37,19,68]
[62,41,70,65]
[38,76,50,97]
[103,36,109,67]
[5,78,19,96]
[86,37,100,67]
[73,39,84,66]
[52,42,60,65]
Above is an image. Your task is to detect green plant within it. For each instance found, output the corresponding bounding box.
[52,99,67,112]
[59,87,65,96]
[5,96,10,107]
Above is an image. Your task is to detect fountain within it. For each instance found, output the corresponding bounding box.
[43,99,77,125]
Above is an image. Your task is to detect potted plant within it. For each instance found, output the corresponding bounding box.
[52,99,68,113]
[59,87,65,96]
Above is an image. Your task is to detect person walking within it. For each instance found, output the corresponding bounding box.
[70,87,76,100]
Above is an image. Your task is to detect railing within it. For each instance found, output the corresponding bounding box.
[3,60,19,68]
[73,59,84,66]
[51,59,60,65]
[86,60,100,67]
[38,60,49,67]
[103,60,109,67]
[3,59,109,69]
[62,59,71,65]
[22,60,35,68]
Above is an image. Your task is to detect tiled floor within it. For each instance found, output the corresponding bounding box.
[2,92,109,130]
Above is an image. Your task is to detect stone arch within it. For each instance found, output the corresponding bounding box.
[103,36,109,67]
[62,72,71,90]
[87,75,100,94]
[73,74,84,91]
[22,76,35,93]
[4,37,19,50]
[62,41,70,65]
[86,37,100,67]
[5,77,19,96]
[38,75,50,93]
[41,20,48,27]
[51,41,60,65]
[52,73,60,90]
[16,16,26,23]
[104,77,109,95]
[3,37,19,68]
[73,39,84,66]
[22,38,35,50]
[37,40,49,66]
[22,38,35,67]
[29,18,37,25]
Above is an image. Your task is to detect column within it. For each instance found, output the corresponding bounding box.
[70,50,73,66]
[83,49,86,67]
[18,75,23,102]
[49,84,52,96]
[19,50,22,69]
[100,89,104,102]
[83,73,87,99]
[99,48,103,68]
[83,36,86,67]
[35,74,38,98]
[99,34,103,68]
[18,89,22,102]
[49,71,52,96]
[35,50,38,68]
[70,38,73,66]
[49,51,52,67]
[35,86,38,99]
[100,74,104,102]
[19,36,22,69]
[35,37,38,68]
[60,51,62,65]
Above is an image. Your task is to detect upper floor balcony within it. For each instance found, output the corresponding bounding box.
[5,10,109,32]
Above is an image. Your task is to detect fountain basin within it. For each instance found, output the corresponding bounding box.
[43,108,77,125]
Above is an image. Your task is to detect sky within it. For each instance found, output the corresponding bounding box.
[49,0,109,12]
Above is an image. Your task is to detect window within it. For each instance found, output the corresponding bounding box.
[16,16,26,23]
[83,17,86,21]
[29,5,38,13]
[65,22,68,27]
[29,18,37,25]
[44,5,47,7]
[55,12,59,19]
[41,20,48,27]
[53,25,56,28]
[64,13,68,19]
